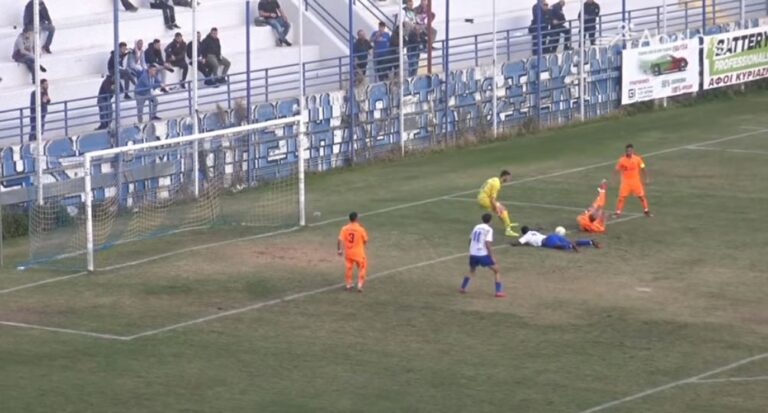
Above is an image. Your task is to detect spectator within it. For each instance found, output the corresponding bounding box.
[405,26,421,77]
[388,25,401,78]
[12,28,47,84]
[186,31,217,86]
[172,0,197,7]
[580,0,601,46]
[370,21,391,81]
[529,0,550,55]
[96,74,120,130]
[258,0,292,47]
[413,0,438,50]
[135,65,166,123]
[402,0,417,32]
[165,32,189,88]
[145,39,176,83]
[549,0,572,53]
[107,42,136,98]
[23,0,54,54]
[353,30,372,83]
[149,0,181,30]
[127,39,148,95]
[201,28,231,84]
[29,79,50,141]
[121,0,139,12]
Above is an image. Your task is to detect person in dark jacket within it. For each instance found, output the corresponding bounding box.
[579,0,601,46]
[150,0,181,30]
[108,42,136,97]
[23,0,55,53]
[353,30,372,81]
[186,31,216,85]
[548,0,572,53]
[165,32,189,88]
[96,74,122,130]
[145,39,175,83]
[200,28,231,84]
[529,0,549,55]
[29,79,50,141]
[405,26,421,77]
[258,0,292,46]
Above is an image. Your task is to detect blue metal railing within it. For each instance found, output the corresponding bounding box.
[0,0,765,146]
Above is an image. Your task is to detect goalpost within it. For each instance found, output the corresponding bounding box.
[27,116,304,272]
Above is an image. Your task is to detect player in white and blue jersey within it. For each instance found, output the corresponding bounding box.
[460,213,506,298]
[516,226,601,251]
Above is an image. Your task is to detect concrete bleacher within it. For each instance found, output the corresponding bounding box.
[0,0,333,143]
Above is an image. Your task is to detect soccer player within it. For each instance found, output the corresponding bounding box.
[516,226,600,251]
[460,213,506,298]
[338,212,369,292]
[577,179,607,233]
[477,170,519,237]
[614,144,651,217]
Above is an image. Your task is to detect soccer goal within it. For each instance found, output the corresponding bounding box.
[26,116,304,272]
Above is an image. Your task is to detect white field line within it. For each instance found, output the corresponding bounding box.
[691,375,768,384]
[0,320,130,341]
[686,146,768,156]
[576,352,768,413]
[2,128,767,295]
[0,271,88,295]
[446,198,644,217]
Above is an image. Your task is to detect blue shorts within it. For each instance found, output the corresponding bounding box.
[469,255,495,268]
[542,234,572,249]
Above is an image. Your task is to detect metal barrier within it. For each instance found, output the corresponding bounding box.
[0,0,765,146]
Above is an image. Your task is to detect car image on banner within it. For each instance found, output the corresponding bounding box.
[622,39,700,105]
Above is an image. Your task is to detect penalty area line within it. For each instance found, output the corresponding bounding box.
[691,375,768,384]
[0,320,130,341]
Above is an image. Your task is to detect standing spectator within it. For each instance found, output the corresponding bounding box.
[23,0,54,54]
[187,31,216,86]
[580,0,601,46]
[388,25,401,78]
[29,79,50,141]
[96,74,120,130]
[121,0,139,12]
[353,30,372,83]
[402,0,417,32]
[549,0,572,52]
[127,39,148,99]
[370,22,391,82]
[201,28,231,84]
[108,42,136,98]
[149,0,181,30]
[529,0,550,55]
[12,28,47,84]
[405,26,421,77]
[413,0,438,50]
[135,65,166,123]
[165,32,189,88]
[258,0,292,47]
[145,39,175,84]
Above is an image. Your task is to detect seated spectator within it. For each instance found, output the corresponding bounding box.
[149,0,181,30]
[145,39,175,83]
[107,42,136,97]
[29,79,50,141]
[23,0,54,54]
[165,32,189,88]
[127,39,147,78]
[12,28,47,84]
[121,0,139,12]
[353,29,372,84]
[201,28,231,84]
[370,21,392,81]
[186,31,217,86]
[96,74,121,130]
[135,65,167,123]
[413,0,438,50]
[258,0,292,47]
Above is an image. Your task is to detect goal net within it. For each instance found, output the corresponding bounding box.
[26,116,304,271]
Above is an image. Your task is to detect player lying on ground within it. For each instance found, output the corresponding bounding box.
[477,170,519,237]
[460,213,507,298]
[338,212,369,292]
[513,226,601,252]
[615,143,652,217]
[577,179,607,233]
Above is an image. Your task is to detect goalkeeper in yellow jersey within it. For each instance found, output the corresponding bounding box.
[477,170,519,237]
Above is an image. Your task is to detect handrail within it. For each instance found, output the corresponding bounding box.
[0,0,763,147]
[355,0,396,28]
[305,0,352,44]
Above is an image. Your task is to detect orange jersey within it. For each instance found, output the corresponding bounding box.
[616,154,646,182]
[339,222,368,260]
[577,213,605,233]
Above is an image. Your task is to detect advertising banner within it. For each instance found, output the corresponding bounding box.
[704,27,768,90]
[622,39,700,104]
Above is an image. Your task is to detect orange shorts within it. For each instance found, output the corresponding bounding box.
[345,256,367,269]
[619,180,645,197]
[578,214,605,233]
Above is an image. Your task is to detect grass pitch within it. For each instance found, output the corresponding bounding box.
[1,91,767,412]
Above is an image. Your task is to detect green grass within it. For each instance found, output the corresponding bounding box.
[1,90,768,412]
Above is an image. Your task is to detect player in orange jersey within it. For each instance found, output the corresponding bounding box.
[577,179,607,233]
[614,144,652,217]
[338,212,369,292]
